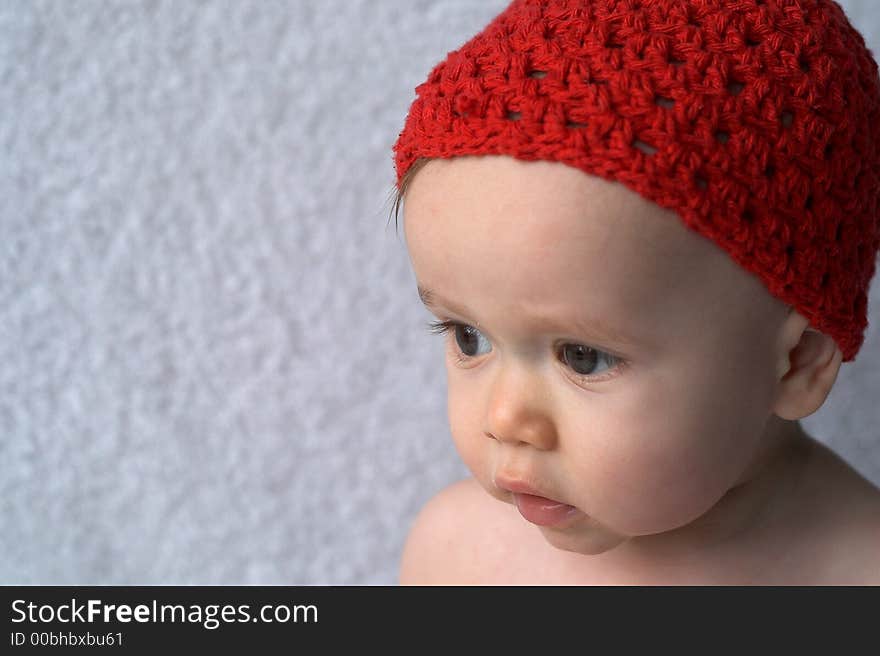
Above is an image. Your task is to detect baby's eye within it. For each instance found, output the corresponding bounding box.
[453,324,491,357]
[558,343,616,377]
[427,320,491,357]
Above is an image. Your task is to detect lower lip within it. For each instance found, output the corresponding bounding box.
[513,493,582,527]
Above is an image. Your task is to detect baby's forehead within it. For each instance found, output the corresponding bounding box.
[414,156,720,268]
[410,156,780,327]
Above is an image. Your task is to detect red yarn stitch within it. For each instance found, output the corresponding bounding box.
[393,0,880,362]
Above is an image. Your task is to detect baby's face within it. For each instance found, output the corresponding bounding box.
[403,155,792,555]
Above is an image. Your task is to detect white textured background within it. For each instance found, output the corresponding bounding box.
[2,0,878,585]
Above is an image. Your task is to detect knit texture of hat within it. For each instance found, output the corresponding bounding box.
[393,0,880,362]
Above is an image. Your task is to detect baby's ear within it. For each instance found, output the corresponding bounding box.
[772,314,843,420]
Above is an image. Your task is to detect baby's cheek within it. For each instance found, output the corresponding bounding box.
[612,441,733,534]
[446,380,490,479]
[573,385,750,535]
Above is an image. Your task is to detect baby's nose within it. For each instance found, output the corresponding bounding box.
[484,368,558,450]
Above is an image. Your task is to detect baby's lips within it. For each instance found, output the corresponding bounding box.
[513,492,583,527]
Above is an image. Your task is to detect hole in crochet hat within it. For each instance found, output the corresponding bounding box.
[824,143,834,159]
[695,175,708,190]
[669,57,686,67]
[805,195,813,210]
[727,81,745,96]
[566,121,587,129]
[799,57,810,73]
[714,131,730,144]
[780,111,794,128]
[765,163,775,177]
[742,208,754,223]
[821,273,829,287]
[606,41,624,49]
[528,70,547,79]
[633,139,657,155]
[835,222,843,242]
[655,96,674,109]
[507,111,522,121]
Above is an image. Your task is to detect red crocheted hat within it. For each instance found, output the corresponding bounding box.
[393,0,880,362]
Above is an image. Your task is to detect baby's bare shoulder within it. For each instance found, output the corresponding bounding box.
[398,478,536,584]
[793,442,880,584]
[821,492,880,584]
[806,500,880,585]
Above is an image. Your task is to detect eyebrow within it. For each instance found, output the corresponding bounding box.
[418,286,446,312]
[417,285,645,349]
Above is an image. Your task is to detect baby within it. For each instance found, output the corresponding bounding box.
[391,0,880,584]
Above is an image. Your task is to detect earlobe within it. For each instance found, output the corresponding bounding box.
[773,326,843,420]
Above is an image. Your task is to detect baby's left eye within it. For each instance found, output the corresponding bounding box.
[558,343,616,377]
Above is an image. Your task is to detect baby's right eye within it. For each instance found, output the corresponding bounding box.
[427,320,492,358]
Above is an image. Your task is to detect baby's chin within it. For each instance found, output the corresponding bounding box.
[538,521,630,556]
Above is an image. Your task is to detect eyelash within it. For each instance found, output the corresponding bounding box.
[426,319,623,382]
[427,320,473,367]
